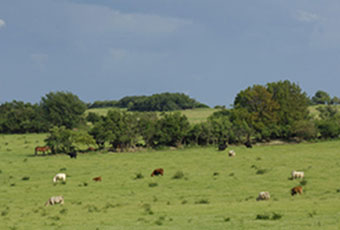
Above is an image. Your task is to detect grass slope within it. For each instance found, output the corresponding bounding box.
[85,108,218,124]
[0,134,340,229]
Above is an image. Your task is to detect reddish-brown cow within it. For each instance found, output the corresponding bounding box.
[93,176,102,182]
[291,186,303,196]
[151,168,164,177]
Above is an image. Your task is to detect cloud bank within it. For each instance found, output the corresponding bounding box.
[296,10,320,23]
[0,19,5,28]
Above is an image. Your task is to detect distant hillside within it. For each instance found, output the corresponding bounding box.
[87,92,209,111]
[85,107,218,124]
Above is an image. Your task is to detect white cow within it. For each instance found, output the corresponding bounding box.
[228,150,236,157]
[291,170,304,179]
[45,196,64,206]
[256,191,270,201]
[53,173,66,183]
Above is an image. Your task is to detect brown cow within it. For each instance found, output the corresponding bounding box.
[35,146,51,155]
[93,176,102,182]
[151,168,164,177]
[291,186,303,196]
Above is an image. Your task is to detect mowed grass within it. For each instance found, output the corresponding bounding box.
[1,134,340,229]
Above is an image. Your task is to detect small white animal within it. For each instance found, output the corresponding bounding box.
[291,170,304,179]
[228,150,236,157]
[53,173,66,183]
[256,191,270,201]
[45,196,64,206]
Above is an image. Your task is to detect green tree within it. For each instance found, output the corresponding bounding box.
[153,112,190,147]
[40,91,87,129]
[267,80,310,138]
[186,122,214,146]
[314,105,340,139]
[312,90,331,105]
[89,120,110,149]
[45,126,95,154]
[137,112,158,147]
[331,96,340,105]
[0,101,48,133]
[86,112,102,124]
[234,85,280,140]
[207,114,233,146]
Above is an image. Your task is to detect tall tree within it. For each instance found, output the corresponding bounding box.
[40,91,87,129]
[312,90,331,105]
[267,80,310,138]
[234,85,280,140]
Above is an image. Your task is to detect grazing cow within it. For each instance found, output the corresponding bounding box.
[256,191,270,201]
[291,186,303,196]
[228,150,236,157]
[291,170,304,179]
[45,196,64,206]
[35,146,51,155]
[53,173,66,183]
[93,176,102,182]
[151,168,164,177]
[87,147,96,152]
[245,141,253,148]
[68,152,77,159]
[218,143,227,151]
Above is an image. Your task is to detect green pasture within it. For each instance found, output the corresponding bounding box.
[85,108,218,124]
[1,134,340,229]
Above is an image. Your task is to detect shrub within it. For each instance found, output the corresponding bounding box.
[224,217,231,222]
[142,203,153,215]
[21,176,30,181]
[134,173,144,180]
[300,179,308,186]
[148,182,158,188]
[256,169,268,175]
[256,214,270,220]
[172,171,184,179]
[271,212,283,220]
[195,199,209,204]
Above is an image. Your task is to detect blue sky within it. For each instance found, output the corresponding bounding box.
[1,0,340,107]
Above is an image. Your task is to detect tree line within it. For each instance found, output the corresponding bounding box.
[87,92,209,111]
[1,81,340,154]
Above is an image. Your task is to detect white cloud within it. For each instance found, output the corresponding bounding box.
[296,10,320,23]
[0,19,6,29]
[67,3,193,37]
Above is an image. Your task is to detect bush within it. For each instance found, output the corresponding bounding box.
[134,173,144,180]
[148,182,158,188]
[256,169,268,175]
[172,171,185,179]
[271,212,283,220]
[195,199,209,204]
[256,214,270,220]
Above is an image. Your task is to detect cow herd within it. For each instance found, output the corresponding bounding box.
[228,149,305,202]
[43,147,306,206]
[45,168,164,206]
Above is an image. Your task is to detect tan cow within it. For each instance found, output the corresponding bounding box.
[256,191,270,201]
[45,196,64,206]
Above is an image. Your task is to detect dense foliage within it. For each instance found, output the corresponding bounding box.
[88,93,209,111]
[1,81,340,152]
[0,101,48,133]
[87,100,118,109]
[40,91,87,129]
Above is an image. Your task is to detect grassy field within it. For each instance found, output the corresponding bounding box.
[1,134,340,229]
[85,108,218,124]
[87,104,340,124]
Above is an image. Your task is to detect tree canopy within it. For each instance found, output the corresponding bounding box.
[40,91,87,129]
